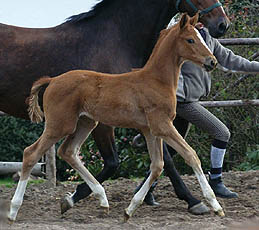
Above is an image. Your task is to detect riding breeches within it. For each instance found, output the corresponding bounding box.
[175,101,231,142]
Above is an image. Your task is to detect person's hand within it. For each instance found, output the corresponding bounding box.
[195,22,204,29]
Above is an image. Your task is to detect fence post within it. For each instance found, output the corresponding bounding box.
[45,145,56,187]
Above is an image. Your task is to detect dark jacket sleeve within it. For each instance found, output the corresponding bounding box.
[212,38,259,73]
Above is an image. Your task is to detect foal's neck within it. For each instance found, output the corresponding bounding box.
[144,29,182,90]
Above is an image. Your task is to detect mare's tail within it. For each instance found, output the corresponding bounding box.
[27,77,52,123]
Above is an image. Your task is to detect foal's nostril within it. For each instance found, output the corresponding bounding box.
[204,57,217,71]
[211,60,216,67]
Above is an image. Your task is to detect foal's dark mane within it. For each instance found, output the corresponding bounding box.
[66,0,113,23]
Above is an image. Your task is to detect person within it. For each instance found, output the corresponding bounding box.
[135,22,259,205]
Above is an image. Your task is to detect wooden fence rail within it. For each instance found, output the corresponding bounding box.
[219,38,259,46]
[0,162,45,176]
[199,99,259,107]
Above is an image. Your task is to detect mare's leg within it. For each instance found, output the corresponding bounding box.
[58,117,109,211]
[124,131,163,221]
[61,124,118,214]
[8,132,59,221]
[146,112,224,216]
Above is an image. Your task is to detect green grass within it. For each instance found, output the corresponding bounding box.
[0,177,15,188]
[28,179,45,186]
[0,177,45,188]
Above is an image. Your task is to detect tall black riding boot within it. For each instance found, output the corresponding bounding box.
[134,171,159,206]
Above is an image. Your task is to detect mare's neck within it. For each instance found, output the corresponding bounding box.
[63,0,177,67]
[105,0,177,66]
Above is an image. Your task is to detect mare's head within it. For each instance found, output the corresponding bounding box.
[175,0,229,38]
[174,13,217,71]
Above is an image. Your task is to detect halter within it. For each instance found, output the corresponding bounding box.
[176,0,222,16]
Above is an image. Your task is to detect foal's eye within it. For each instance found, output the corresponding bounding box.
[187,39,195,44]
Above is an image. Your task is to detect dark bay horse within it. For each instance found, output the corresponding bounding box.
[9,13,222,222]
[0,0,229,215]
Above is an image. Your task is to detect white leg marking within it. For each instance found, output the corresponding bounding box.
[193,168,223,213]
[75,159,109,208]
[8,179,29,221]
[87,182,109,208]
[125,174,153,217]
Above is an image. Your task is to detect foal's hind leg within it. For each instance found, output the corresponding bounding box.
[65,124,118,209]
[8,134,59,221]
[58,116,109,212]
[125,131,163,221]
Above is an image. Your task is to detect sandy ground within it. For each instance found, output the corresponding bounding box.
[0,170,258,230]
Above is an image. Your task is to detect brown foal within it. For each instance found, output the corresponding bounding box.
[8,13,223,222]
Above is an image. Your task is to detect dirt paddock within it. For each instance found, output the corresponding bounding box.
[0,170,258,230]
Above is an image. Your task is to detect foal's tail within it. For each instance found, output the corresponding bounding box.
[27,77,52,123]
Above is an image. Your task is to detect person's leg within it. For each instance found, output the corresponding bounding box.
[176,102,238,198]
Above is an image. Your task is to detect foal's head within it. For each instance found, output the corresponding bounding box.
[174,13,217,72]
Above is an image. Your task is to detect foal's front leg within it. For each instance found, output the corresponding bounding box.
[124,131,163,221]
[147,113,224,217]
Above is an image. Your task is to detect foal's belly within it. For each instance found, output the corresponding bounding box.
[85,106,147,130]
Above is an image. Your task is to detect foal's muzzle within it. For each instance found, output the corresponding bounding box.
[204,57,217,72]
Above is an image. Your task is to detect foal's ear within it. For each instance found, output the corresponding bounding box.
[180,13,190,29]
[190,12,199,26]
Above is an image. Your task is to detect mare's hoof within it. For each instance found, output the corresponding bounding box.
[60,193,73,215]
[124,209,130,223]
[188,202,210,215]
[215,209,225,217]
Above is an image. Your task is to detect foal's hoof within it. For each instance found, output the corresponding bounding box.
[60,193,74,214]
[188,202,210,215]
[124,209,130,223]
[215,209,225,217]
[7,214,15,225]
[101,206,109,215]
[7,218,15,225]
[7,212,16,224]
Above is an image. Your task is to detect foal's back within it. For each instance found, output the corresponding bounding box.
[43,69,150,130]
